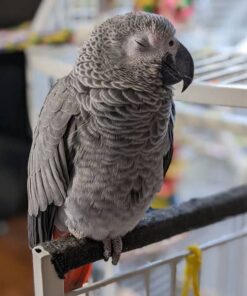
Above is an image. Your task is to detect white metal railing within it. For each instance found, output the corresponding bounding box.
[32,227,247,296]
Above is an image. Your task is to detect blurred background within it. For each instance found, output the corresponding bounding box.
[1,0,247,295]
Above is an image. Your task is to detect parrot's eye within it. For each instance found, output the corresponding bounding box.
[125,35,150,57]
[135,40,146,48]
[169,40,174,47]
[134,37,150,50]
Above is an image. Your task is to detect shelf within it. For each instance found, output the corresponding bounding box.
[26,45,247,108]
[175,50,247,107]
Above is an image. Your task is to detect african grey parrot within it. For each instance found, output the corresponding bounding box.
[28,12,194,265]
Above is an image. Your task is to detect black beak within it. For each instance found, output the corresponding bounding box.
[161,42,194,92]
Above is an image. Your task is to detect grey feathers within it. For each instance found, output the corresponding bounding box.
[28,12,176,247]
[28,77,79,216]
[28,77,80,247]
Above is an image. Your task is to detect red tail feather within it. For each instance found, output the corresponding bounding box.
[53,227,93,293]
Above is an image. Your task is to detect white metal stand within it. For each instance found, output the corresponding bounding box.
[32,246,64,296]
[32,227,247,296]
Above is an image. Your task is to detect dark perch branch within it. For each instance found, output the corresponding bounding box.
[41,185,247,279]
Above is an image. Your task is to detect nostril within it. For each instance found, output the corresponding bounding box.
[169,40,174,47]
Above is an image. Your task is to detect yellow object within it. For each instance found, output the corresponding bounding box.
[41,29,71,44]
[166,159,185,179]
[181,245,202,296]
[151,197,170,209]
[5,28,71,51]
[136,0,156,7]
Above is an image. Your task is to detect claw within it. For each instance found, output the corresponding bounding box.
[102,237,123,265]
[112,237,123,265]
[103,238,111,262]
[103,250,111,262]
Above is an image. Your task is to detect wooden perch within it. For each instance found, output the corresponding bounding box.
[40,185,247,279]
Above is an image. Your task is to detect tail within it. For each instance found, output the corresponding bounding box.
[53,227,93,293]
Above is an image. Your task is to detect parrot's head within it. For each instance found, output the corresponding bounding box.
[78,12,194,92]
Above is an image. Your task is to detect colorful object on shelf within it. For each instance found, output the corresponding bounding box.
[0,22,72,52]
[135,0,158,13]
[181,245,202,296]
[135,0,194,23]
[159,0,194,23]
[151,179,176,209]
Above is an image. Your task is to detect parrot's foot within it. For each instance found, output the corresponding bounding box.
[103,237,123,265]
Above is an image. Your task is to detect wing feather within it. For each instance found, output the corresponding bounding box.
[28,77,80,248]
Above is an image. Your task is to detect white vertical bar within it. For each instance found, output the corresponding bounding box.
[170,261,177,296]
[83,283,90,296]
[144,270,150,296]
[32,246,64,296]
[102,261,116,296]
[31,0,58,33]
